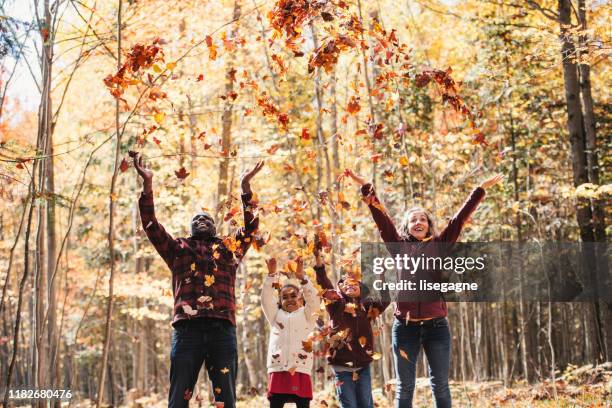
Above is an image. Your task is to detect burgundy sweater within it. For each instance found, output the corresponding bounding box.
[315,265,390,368]
[361,183,485,320]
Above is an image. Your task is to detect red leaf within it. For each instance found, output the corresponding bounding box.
[175,167,190,179]
[301,128,311,140]
[196,74,204,81]
[119,158,129,173]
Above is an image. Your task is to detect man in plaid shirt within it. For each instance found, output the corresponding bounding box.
[133,153,264,408]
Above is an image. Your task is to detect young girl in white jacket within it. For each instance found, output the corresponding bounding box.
[262,257,320,408]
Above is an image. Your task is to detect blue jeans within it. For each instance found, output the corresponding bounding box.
[392,318,452,408]
[169,318,237,408]
[333,365,374,408]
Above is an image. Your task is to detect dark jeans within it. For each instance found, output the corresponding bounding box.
[169,318,237,408]
[333,365,374,408]
[269,393,310,408]
[392,318,452,408]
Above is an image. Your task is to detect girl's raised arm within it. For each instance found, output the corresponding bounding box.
[261,258,280,325]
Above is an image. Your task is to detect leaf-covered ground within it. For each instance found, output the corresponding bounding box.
[54,364,610,408]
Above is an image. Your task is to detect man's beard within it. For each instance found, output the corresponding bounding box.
[191,225,216,240]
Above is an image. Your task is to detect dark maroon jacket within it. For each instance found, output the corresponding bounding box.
[361,183,485,321]
[315,265,390,368]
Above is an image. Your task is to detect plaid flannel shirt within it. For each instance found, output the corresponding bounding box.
[139,190,259,326]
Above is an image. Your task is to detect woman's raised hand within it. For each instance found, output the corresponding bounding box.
[480,173,504,190]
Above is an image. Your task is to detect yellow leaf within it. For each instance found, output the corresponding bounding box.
[152,64,162,73]
[358,336,367,348]
[372,352,382,360]
[166,61,177,71]
[191,263,196,271]
[154,112,166,125]
[205,275,215,287]
[399,156,409,167]
[220,367,229,374]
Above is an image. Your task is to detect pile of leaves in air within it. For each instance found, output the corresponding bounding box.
[103,38,166,100]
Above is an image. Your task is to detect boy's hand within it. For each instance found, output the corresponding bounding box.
[266,257,277,276]
[480,173,504,190]
[241,160,265,194]
[132,153,153,193]
[322,289,341,301]
[313,233,324,267]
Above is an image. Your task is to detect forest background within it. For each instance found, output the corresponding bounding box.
[0,0,610,406]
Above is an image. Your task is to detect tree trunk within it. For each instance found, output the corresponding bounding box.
[96,1,122,405]
[216,0,241,215]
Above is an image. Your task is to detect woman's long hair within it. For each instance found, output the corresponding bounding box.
[399,206,438,241]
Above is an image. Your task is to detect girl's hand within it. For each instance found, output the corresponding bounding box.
[266,257,277,276]
[480,173,504,190]
[344,168,367,186]
[322,289,342,301]
[295,256,305,280]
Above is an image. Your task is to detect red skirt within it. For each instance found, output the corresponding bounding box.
[267,371,313,399]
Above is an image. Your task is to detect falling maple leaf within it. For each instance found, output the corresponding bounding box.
[205,35,218,60]
[347,96,361,115]
[175,167,190,179]
[358,336,367,348]
[302,340,313,352]
[220,367,230,374]
[266,144,280,155]
[119,158,129,173]
[205,275,215,287]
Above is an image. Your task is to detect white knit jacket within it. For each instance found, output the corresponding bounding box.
[261,275,320,375]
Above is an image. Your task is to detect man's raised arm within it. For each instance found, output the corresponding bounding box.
[234,160,265,258]
[133,152,177,268]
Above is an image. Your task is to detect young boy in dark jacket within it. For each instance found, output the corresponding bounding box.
[314,238,389,408]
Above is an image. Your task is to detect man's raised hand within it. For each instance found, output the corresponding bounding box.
[241,160,265,194]
[132,152,153,193]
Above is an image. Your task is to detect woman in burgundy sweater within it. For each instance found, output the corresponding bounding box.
[346,169,502,408]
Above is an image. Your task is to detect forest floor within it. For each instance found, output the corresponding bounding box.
[35,364,610,408]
